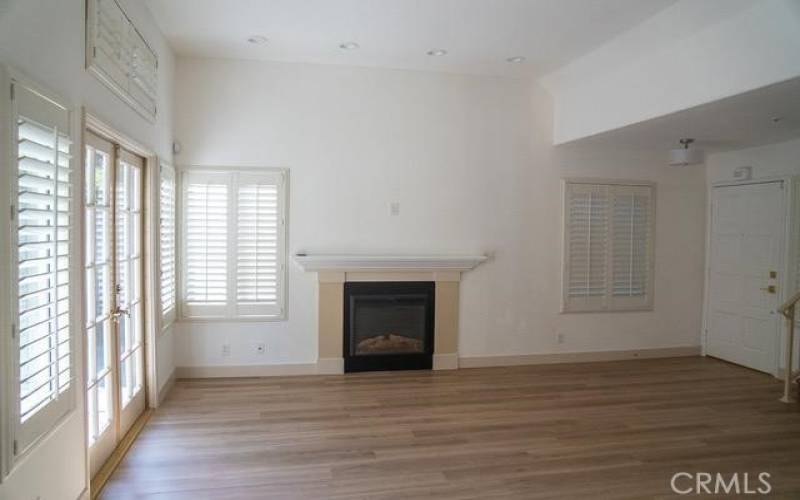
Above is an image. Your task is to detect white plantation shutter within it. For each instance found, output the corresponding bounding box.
[563,181,654,312]
[11,81,76,453]
[181,170,287,319]
[183,173,229,317]
[236,173,285,316]
[564,183,609,311]
[611,185,653,309]
[159,163,176,323]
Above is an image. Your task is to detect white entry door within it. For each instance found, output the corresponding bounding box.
[706,181,786,374]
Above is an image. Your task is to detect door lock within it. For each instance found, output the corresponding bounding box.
[760,285,776,294]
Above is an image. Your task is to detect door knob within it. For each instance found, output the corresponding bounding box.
[760,285,776,294]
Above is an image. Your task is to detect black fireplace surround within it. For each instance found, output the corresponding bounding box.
[343,281,435,373]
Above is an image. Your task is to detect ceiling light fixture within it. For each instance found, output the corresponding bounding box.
[506,56,526,63]
[427,49,448,56]
[339,42,360,50]
[246,35,268,44]
[669,138,704,166]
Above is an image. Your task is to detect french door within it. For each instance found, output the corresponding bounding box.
[84,130,146,477]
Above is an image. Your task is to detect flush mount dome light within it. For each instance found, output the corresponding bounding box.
[427,49,448,56]
[246,35,268,44]
[669,138,704,166]
[506,56,526,63]
[339,42,360,50]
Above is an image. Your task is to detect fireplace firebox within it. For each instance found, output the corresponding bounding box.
[343,282,435,372]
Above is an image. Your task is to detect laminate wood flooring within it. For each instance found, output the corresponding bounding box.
[100,357,800,499]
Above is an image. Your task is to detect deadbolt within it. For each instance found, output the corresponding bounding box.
[769,271,777,279]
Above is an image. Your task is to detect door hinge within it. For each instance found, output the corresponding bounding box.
[11,323,16,339]
[10,204,15,220]
[12,439,18,455]
[93,46,97,59]
[9,83,15,101]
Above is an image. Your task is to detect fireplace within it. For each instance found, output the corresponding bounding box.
[343,281,435,372]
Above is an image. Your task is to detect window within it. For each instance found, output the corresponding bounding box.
[562,180,655,312]
[10,79,76,455]
[86,0,158,121]
[159,162,176,324]
[181,170,287,319]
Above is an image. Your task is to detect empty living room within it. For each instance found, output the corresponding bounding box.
[2,0,800,498]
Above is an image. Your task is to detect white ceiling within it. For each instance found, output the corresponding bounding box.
[144,0,676,77]
[566,77,800,152]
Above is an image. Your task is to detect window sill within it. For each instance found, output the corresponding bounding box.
[178,315,287,323]
[560,306,654,314]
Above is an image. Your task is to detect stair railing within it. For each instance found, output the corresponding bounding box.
[778,290,800,403]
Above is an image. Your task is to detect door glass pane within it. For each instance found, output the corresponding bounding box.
[117,160,144,410]
[95,264,108,319]
[96,372,112,436]
[95,320,108,375]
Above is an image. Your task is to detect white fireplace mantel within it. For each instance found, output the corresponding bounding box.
[293,254,487,273]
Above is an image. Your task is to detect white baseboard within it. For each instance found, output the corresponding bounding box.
[317,357,344,374]
[433,353,459,370]
[174,347,702,378]
[176,362,318,378]
[459,346,701,368]
[157,368,176,406]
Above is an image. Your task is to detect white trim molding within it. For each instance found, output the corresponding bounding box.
[294,254,487,273]
[459,346,701,368]
[175,363,319,379]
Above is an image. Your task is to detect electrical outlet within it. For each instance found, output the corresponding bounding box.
[256,343,266,354]
[390,201,400,216]
[222,343,231,357]
[557,333,566,345]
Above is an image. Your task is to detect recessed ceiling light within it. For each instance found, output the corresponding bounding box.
[339,42,360,50]
[506,56,526,63]
[246,35,268,44]
[427,49,448,56]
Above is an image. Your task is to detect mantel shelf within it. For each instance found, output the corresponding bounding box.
[293,254,487,272]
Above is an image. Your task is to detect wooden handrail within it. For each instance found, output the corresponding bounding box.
[779,292,798,403]
[778,290,800,318]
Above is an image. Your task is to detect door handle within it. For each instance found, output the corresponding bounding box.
[112,305,130,319]
[760,285,776,294]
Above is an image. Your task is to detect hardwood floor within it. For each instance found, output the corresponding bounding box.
[100,357,800,499]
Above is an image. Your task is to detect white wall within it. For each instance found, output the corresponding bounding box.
[706,137,800,183]
[0,1,174,499]
[540,0,800,144]
[174,57,707,369]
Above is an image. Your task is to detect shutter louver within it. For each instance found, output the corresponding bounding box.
[236,175,284,316]
[159,164,176,321]
[184,175,228,316]
[12,82,75,450]
[563,181,654,312]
